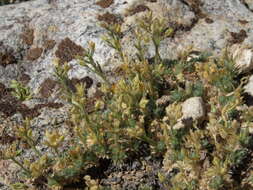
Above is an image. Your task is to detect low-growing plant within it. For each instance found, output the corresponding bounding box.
[2,10,253,190]
[10,80,33,101]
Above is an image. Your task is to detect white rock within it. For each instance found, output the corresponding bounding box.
[245,0,253,11]
[230,44,253,73]
[182,97,205,121]
[244,75,253,96]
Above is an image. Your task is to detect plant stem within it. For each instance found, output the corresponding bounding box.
[11,158,30,175]
[25,136,42,157]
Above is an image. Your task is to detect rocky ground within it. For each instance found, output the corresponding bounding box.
[0,0,34,6]
[1,0,253,189]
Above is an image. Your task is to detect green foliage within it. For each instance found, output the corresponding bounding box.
[137,11,173,64]
[78,41,109,84]
[10,80,32,101]
[138,185,153,190]
[209,175,224,190]
[9,183,28,190]
[230,148,248,167]
[101,23,125,63]
[170,81,204,102]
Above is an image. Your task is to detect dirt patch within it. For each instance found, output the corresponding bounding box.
[97,12,122,25]
[230,29,248,44]
[127,4,150,16]
[26,47,43,61]
[55,37,84,64]
[43,39,56,51]
[39,78,58,98]
[96,146,162,190]
[96,0,114,8]
[21,28,34,46]
[0,45,17,67]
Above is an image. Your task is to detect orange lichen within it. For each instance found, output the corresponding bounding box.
[43,39,56,51]
[21,28,34,46]
[19,73,31,85]
[97,12,122,25]
[0,49,17,67]
[39,78,58,98]
[26,47,43,61]
[238,19,249,25]
[205,17,214,24]
[55,37,84,64]
[0,81,63,118]
[127,4,150,16]
[96,0,114,8]
[230,29,248,44]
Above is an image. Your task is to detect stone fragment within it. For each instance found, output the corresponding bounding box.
[181,97,205,121]
[244,75,253,97]
[229,44,253,73]
[244,0,253,11]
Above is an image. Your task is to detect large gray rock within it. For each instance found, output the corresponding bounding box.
[229,44,253,73]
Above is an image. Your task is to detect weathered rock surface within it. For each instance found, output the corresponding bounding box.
[2,0,253,188]
[244,75,253,96]
[181,96,205,121]
[229,44,253,73]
